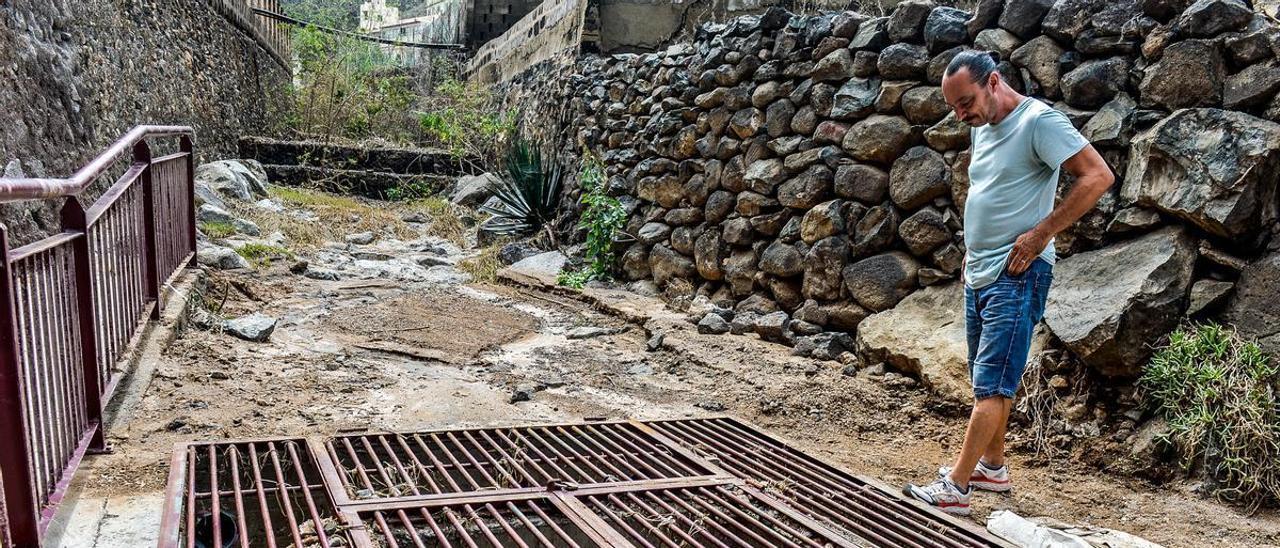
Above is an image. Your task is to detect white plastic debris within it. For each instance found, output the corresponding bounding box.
[987,510,1165,548]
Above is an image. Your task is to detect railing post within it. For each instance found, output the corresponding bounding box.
[134,143,161,319]
[0,224,41,547]
[181,136,197,268]
[60,199,107,455]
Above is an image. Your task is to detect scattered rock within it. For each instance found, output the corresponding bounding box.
[754,311,791,342]
[345,232,376,245]
[197,242,250,270]
[303,267,341,281]
[223,313,278,342]
[566,326,624,340]
[450,173,500,206]
[698,313,732,334]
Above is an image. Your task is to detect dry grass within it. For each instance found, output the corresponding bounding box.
[403,196,469,248]
[458,244,502,283]
[230,185,417,249]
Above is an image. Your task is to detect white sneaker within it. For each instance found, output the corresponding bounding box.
[903,478,972,516]
[939,460,1012,493]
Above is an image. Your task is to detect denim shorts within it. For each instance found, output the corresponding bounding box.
[965,257,1053,400]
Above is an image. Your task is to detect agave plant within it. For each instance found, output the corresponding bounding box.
[479,140,563,239]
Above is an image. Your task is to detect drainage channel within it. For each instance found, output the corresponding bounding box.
[159,418,1011,547]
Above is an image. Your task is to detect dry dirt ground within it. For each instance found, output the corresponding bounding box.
[63,199,1280,548]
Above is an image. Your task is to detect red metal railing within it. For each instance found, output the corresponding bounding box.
[213,0,292,69]
[0,125,197,547]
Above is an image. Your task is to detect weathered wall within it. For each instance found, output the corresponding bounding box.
[598,0,784,53]
[466,0,593,84]
[0,0,291,245]
[496,0,1280,397]
[465,0,541,49]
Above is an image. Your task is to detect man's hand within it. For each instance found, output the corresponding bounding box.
[1007,144,1115,276]
[1007,227,1051,275]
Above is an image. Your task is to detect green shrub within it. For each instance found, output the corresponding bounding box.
[199,221,236,239]
[415,79,516,166]
[289,25,417,144]
[558,154,625,289]
[1140,323,1280,507]
[479,140,563,240]
[235,243,294,268]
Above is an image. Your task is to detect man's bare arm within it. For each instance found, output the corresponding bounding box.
[1005,144,1115,275]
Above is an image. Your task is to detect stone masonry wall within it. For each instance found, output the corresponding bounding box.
[503,0,1280,400]
[0,0,291,245]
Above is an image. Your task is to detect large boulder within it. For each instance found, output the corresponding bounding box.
[898,207,951,256]
[901,87,950,125]
[877,44,930,81]
[450,173,500,206]
[649,244,696,287]
[1223,61,1280,110]
[889,146,950,209]
[724,249,758,296]
[760,240,805,277]
[831,77,882,120]
[925,7,971,52]
[1121,109,1280,239]
[1139,40,1225,110]
[744,159,788,194]
[1222,252,1280,355]
[1010,36,1065,99]
[811,49,857,81]
[694,230,726,280]
[803,236,849,300]
[1061,57,1129,109]
[999,0,1055,39]
[800,200,845,243]
[1178,0,1253,37]
[843,115,915,163]
[195,160,269,203]
[834,163,890,203]
[843,251,921,312]
[857,282,971,402]
[778,165,833,209]
[889,0,937,42]
[1044,227,1197,377]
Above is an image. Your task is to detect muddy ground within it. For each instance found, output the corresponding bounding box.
[70,196,1280,548]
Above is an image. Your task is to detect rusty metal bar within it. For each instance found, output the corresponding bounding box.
[136,141,160,321]
[0,223,45,547]
[61,199,105,454]
[0,126,192,202]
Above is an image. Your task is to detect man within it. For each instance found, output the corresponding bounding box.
[903,50,1114,516]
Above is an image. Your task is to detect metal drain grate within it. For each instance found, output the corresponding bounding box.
[579,483,861,547]
[325,422,716,501]
[162,419,1009,547]
[647,417,998,548]
[159,438,350,548]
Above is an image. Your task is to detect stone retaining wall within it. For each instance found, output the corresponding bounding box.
[0,0,292,245]
[502,0,1280,394]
